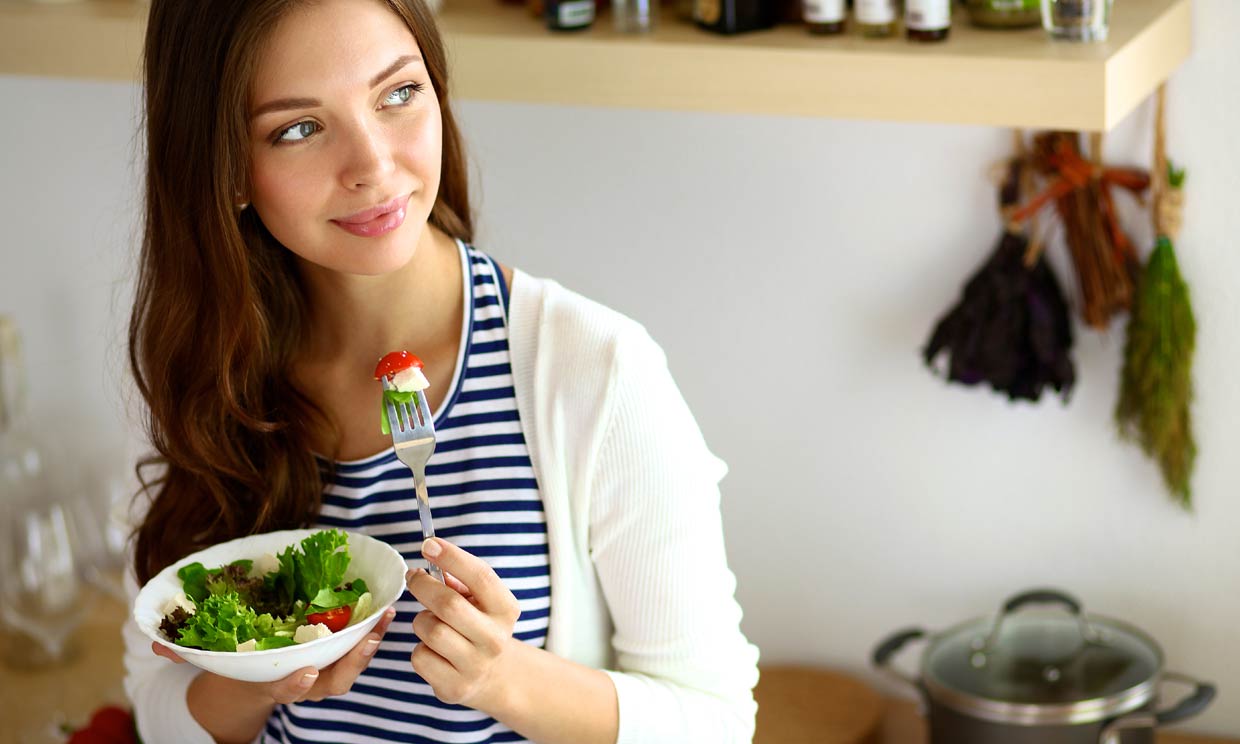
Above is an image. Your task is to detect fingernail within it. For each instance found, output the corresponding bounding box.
[422,538,441,558]
[299,672,318,688]
[362,637,381,657]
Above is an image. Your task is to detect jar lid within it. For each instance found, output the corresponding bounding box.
[923,610,1162,725]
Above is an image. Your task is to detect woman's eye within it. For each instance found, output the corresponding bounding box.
[383,83,424,107]
[275,121,319,144]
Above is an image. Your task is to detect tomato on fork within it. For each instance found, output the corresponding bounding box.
[374,350,424,381]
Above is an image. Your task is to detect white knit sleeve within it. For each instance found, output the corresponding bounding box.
[121,533,216,742]
[589,325,760,744]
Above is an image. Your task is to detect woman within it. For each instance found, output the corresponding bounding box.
[121,0,759,742]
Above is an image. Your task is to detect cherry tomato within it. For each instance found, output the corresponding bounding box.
[374,350,424,381]
[306,605,352,633]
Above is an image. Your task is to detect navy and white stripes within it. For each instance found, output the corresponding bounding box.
[264,244,548,744]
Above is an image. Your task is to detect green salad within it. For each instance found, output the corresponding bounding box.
[159,529,373,652]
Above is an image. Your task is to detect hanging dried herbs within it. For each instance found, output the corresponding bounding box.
[923,160,1075,402]
[1115,156,1197,507]
[1015,132,1149,330]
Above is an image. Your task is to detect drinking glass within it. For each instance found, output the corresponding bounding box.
[0,494,89,668]
[1041,0,1113,41]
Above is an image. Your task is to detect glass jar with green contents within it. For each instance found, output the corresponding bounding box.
[965,0,1040,27]
[856,0,897,37]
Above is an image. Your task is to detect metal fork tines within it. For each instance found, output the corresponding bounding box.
[382,377,442,582]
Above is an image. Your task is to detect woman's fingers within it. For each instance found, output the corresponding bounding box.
[419,538,519,622]
[411,609,474,672]
[267,667,323,705]
[299,605,398,702]
[151,641,186,663]
[443,571,472,598]
[310,606,399,698]
[154,606,399,706]
[410,642,468,704]
[407,567,495,647]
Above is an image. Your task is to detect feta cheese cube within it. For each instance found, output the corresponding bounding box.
[161,592,197,617]
[294,622,332,644]
[251,552,280,578]
[392,366,430,393]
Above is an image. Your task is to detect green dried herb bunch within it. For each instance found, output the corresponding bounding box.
[1115,161,1197,507]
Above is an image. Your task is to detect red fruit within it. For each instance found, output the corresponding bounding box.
[306,604,352,633]
[69,705,138,744]
[374,350,424,381]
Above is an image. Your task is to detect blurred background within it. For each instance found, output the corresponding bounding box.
[0,0,1236,741]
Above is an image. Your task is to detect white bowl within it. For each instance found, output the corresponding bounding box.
[134,528,408,683]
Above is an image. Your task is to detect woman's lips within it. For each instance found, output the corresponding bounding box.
[331,194,410,238]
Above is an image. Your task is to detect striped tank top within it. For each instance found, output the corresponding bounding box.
[263,242,548,744]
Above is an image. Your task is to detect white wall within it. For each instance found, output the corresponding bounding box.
[1,0,1236,734]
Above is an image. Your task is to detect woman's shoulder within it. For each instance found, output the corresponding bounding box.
[507,266,662,370]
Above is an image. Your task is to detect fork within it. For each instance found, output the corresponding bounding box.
[381,378,443,582]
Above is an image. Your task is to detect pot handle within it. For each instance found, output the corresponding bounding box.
[1098,672,1217,744]
[1154,672,1216,725]
[981,588,1100,653]
[1002,588,1083,615]
[871,627,926,691]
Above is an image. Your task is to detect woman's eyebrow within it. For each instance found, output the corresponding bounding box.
[250,54,424,120]
[368,54,422,88]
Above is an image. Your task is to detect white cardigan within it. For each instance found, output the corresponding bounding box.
[121,269,761,743]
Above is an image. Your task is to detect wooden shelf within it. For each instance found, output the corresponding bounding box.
[0,0,1191,130]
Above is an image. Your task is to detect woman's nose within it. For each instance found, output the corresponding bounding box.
[338,119,396,189]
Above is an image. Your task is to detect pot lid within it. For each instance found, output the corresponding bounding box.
[922,590,1163,725]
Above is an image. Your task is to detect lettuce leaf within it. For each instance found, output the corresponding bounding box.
[380,389,419,435]
[171,529,360,651]
[177,563,211,604]
[175,592,258,652]
[295,530,351,606]
[309,578,368,613]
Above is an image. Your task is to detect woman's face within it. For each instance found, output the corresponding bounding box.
[247,0,442,276]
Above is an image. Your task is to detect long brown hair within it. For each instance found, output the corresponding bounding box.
[130,0,472,585]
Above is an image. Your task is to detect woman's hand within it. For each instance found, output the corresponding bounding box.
[405,537,522,711]
[151,605,398,704]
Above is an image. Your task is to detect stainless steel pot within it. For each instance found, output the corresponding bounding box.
[872,589,1216,744]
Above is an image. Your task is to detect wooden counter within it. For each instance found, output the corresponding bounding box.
[0,602,1232,744]
[0,587,129,744]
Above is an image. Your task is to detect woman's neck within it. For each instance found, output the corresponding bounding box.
[295,225,463,372]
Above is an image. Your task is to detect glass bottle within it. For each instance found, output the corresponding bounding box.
[965,0,1039,27]
[694,0,775,33]
[906,0,950,40]
[855,0,897,37]
[0,316,42,508]
[614,0,656,31]
[0,316,86,669]
[804,0,846,34]
[545,0,596,30]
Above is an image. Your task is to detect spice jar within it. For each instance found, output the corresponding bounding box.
[964,0,1040,27]
[906,0,950,40]
[804,0,846,33]
[856,0,897,37]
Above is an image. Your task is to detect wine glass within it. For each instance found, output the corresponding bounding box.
[0,493,90,669]
[70,472,133,602]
